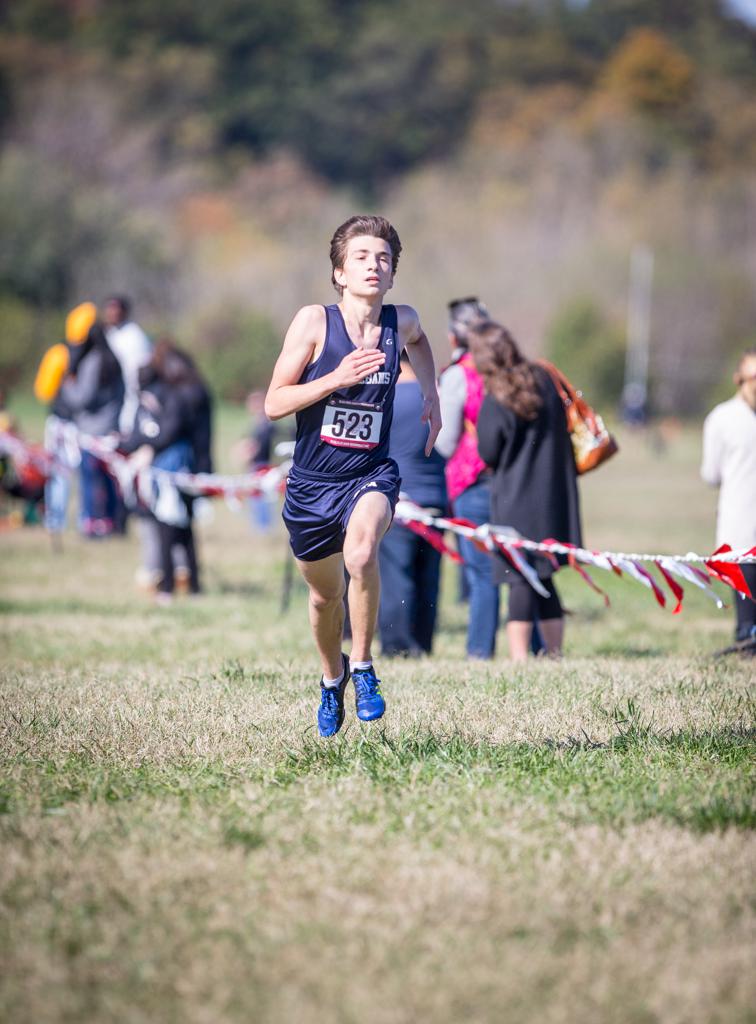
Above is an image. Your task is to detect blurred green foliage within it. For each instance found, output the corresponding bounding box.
[190,305,281,402]
[0,150,176,389]
[0,294,61,392]
[546,298,626,410]
[0,0,755,404]
[3,0,754,189]
[0,149,176,310]
[0,150,80,309]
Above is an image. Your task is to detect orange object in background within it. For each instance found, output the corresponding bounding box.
[33,343,70,404]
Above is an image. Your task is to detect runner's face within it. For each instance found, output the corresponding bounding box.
[737,355,756,411]
[335,236,393,299]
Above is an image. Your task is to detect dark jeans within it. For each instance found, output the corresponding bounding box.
[79,450,117,528]
[157,505,199,595]
[735,564,756,642]
[152,441,198,593]
[454,480,500,658]
[378,521,442,656]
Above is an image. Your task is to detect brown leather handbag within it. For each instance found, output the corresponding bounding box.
[537,359,619,474]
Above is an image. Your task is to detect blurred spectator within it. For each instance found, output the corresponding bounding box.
[103,296,153,435]
[123,339,213,601]
[379,351,448,656]
[620,381,648,427]
[435,297,500,659]
[470,321,583,661]
[104,295,153,535]
[235,390,277,533]
[701,347,756,648]
[60,321,124,538]
[0,399,46,527]
[33,302,95,536]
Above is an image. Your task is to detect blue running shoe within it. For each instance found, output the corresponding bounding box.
[352,665,386,722]
[317,654,350,738]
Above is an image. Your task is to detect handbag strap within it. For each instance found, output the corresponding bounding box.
[536,359,572,407]
[536,359,598,431]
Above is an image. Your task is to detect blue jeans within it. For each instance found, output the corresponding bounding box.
[152,440,193,475]
[735,565,756,642]
[44,416,78,533]
[378,521,443,655]
[248,494,275,533]
[454,479,500,658]
[45,470,70,533]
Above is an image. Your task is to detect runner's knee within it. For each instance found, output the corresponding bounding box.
[344,541,379,580]
[308,580,345,611]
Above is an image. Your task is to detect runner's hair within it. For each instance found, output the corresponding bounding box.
[329,215,402,296]
[467,320,543,421]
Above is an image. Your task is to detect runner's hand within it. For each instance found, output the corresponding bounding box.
[332,348,386,389]
[421,394,442,457]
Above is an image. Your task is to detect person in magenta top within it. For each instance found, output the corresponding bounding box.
[434,297,500,658]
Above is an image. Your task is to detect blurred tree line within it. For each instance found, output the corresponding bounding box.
[0,0,755,407]
[3,0,754,187]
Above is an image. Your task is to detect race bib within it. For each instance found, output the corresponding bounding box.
[320,397,383,450]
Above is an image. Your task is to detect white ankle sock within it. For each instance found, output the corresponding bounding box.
[323,667,345,689]
[350,660,372,672]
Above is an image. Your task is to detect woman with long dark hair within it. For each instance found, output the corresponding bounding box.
[469,321,582,660]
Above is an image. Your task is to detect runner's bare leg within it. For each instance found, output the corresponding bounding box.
[343,491,393,664]
[297,552,347,679]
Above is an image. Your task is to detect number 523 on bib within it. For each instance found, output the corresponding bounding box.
[320,397,384,451]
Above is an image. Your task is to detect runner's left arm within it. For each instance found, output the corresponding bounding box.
[398,306,442,457]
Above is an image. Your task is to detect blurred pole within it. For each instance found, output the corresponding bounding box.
[622,244,654,424]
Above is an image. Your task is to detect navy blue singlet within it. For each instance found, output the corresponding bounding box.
[292,304,400,480]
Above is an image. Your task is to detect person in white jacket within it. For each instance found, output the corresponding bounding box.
[104,294,156,549]
[701,348,756,646]
[104,295,153,435]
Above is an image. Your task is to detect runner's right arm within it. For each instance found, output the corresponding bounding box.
[264,305,386,420]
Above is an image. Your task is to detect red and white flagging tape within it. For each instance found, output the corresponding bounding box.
[4,429,752,611]
[393,499,755,613]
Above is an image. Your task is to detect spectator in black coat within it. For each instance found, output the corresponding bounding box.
[123,340,213,600]
[470,321,582,660]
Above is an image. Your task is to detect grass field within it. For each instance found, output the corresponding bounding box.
[1,414,754,1024]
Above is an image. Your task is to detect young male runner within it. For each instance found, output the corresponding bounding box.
[265,215,441,736]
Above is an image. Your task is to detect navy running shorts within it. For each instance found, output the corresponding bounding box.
[283,458,401,562]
